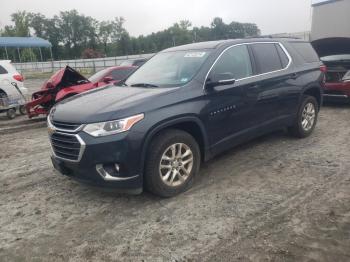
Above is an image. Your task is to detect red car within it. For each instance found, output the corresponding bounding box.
[312,37,350,103]
[321,54,350,102]
[26,66,137,118]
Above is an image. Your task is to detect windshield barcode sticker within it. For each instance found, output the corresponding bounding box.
[184,52,206,58]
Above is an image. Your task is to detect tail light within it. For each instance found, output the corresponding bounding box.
[320,65,327,73]
[320,65,327,85]
[13,74,24,82]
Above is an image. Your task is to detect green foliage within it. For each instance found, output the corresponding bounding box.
[0,11,261,61]
[20,48,37,62]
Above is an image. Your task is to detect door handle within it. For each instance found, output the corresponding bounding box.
[290,73,299,79]
[247,85,259,91]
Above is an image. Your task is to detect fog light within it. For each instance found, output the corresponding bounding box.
[96,164,138,182]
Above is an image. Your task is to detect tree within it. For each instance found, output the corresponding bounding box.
[57,10,99,58]
[1,10,261,60]
[99,21,115,55]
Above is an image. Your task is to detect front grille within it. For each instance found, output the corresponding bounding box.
[51,132,82,161]
[52,120,82,131]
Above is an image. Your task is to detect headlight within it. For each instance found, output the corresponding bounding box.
[83,113,144,137]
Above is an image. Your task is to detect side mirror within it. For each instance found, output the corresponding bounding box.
[103,76,114,83]
[206,72,236,89]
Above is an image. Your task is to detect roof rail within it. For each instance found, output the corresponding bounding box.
[246,35,302,40]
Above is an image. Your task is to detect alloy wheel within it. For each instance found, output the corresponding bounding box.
[301,102,316,132]
[159,143,194,187]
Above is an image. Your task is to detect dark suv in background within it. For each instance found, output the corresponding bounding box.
[48,38,324,197]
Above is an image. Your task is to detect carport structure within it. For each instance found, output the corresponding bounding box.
[0,37,52,62]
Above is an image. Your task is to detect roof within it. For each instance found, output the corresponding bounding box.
[163,38,305,52]
[0,37,52,48]
[312,0,341,7]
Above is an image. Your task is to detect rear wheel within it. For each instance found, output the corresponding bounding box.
[288,95,318,138]
[145,129,201,197]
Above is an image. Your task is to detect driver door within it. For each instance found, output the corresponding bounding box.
[203,44,258,153]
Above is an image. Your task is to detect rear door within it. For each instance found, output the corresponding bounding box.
[245,42,293,125]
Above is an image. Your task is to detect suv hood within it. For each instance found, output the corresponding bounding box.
[51,85,176,123]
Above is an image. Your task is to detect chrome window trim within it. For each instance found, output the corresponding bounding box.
[203,41,293,89]
[49,131,86,163]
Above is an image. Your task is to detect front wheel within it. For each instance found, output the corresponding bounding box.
[288,95,318,138]
[145,129,201,197]
[19,105,26,115]
[6,108,16,120]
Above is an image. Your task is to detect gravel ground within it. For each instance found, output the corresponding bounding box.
[0,78,349,261]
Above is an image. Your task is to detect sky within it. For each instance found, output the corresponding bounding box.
[0,0,313,37]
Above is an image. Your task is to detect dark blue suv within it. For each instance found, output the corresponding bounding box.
[48,38,324,197]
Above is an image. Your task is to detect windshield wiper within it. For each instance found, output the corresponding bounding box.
[131,83,159,88]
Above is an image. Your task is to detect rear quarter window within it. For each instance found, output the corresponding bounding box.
[290,42,320,63]
[0,65,8,74]
[251,43,285,74]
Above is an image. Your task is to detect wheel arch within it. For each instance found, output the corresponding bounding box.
[140,116,209,175]
[0,88,8,96]
[302,86,322,110]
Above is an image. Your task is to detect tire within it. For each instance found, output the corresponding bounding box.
[6,108,16,120]
[288,95,318,138]
[144,129,201,197]
[19,105,26,115]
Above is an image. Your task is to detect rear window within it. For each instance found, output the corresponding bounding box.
[290,42,319,63]
[0,65,8,74]
[251,43,285,74]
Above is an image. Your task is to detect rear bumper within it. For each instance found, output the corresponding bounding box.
[323,82,350,101]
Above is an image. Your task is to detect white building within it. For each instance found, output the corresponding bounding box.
[311,0,350,40]
[311,0,350,56]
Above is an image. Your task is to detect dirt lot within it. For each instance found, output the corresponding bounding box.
[0,78,350,261]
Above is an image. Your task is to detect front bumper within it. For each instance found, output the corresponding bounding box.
[50,130,144,191]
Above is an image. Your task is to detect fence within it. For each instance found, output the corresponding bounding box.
[13,53,154,74]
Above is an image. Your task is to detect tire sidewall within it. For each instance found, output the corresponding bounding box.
[7,108,16,120]
[145,130,201,197]
[297,96,318,137]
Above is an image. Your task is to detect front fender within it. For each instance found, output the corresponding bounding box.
[139,115,209,176]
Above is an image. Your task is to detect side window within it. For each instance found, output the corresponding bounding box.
[0,65,8,74]
[210,45,253,80]
[290,42,319,63]
[251,43,284,74]
[276,44,290,68]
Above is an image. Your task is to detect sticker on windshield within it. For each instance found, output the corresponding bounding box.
[180,78,189,83]
[184,52,206,58]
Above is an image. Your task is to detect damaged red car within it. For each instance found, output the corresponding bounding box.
[26,65,137,118]
[312,38,350,103]
[321,54,350,102]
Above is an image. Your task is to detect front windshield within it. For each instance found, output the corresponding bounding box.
[88,68,110,82]
[125,50,211,87]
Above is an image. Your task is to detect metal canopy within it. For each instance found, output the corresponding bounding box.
[0,37,52,48]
